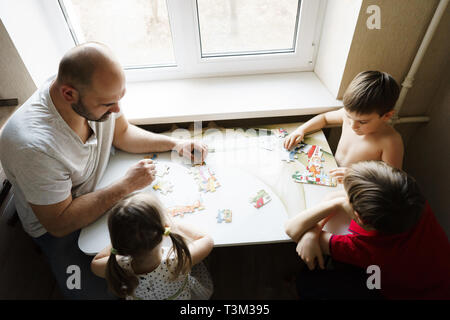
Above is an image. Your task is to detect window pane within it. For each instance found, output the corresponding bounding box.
[61,0,176,68]
[197,0,300,57]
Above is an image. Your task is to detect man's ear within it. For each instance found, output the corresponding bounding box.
[381,110,395,121]
[60,85,79,103]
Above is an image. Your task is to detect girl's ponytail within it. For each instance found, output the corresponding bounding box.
[167,229,192,279]
[105,250,138,299]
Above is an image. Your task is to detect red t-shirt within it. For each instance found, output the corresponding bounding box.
[330,202,450,299]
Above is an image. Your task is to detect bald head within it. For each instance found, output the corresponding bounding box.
[56,42,123,94]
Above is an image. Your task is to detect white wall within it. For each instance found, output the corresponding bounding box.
[314,0,362,98]
[0,0,73,86]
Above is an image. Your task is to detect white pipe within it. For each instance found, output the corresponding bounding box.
[393,0,449,124]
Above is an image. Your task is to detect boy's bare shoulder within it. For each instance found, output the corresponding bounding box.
[377,125,404,168]
[381,125,403,147]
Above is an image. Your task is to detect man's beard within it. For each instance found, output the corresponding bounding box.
[71,96,111,122]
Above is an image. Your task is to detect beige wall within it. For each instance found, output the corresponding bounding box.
[0,19,36,130]
[338,0,440,101]
[404,60,450,237]
[0,19,36,182]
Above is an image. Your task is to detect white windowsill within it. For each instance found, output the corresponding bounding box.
[122,72,343,125]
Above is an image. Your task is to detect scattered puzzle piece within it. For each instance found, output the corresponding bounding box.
[275,128,288,138]
[189,165,220,193]
[216,209,232,223]
[144,153,157,160]
[155,163,170,177]
[168,199,205,218]
[152,179,174,195]
[249,189,272,209]
[281,144,302,163]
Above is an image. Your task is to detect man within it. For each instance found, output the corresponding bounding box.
[0,42,207,299]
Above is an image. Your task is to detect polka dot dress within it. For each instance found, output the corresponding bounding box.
[117,247,213,300]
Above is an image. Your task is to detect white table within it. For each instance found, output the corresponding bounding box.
[78,125,344,255]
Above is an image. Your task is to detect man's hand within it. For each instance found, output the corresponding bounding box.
[296,227,325,270]
[329,167,348,184]
[284,128,305,151]
[122,159,156,192]
[173,140,208,164]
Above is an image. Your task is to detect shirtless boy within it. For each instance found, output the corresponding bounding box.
[284,71,403,182]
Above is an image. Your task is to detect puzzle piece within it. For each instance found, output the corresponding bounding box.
[155,163,170,177]
[249,189,272,209]
[216,209,232,223]
[189,165,220,193]
[281,144,302,163]
[275,128,288,138]
[144,153,157,160]
[168,199,205,218]
[152,179,174,195]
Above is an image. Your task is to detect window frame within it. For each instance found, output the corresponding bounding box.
[52,0,325,81]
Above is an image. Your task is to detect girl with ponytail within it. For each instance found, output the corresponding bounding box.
[90,192,214,300]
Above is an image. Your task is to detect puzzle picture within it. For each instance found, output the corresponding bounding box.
[249,189,272,209]
[216,209,232,223]
[188,165,220,193]
[167,199,205,218]
[152,179,174,195]
[155,163,170,177]
[291,144,337,187]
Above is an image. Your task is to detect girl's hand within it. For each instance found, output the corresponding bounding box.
[329,167,348,183]
[284,128,305,150]
[296,228,324,271]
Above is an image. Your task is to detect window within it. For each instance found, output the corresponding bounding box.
[56,0,323,81]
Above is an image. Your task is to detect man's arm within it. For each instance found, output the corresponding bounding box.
[113,115,178,153]
[113,115,208,162]
[30,159,156,237]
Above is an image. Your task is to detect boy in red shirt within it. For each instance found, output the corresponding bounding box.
[285,161,450,299]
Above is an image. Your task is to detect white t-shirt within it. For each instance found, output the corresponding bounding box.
[0,77,121,237]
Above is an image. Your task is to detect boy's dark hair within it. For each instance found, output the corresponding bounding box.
[343,161,425,234]
[105,192,192,299]
[343,71,400,116]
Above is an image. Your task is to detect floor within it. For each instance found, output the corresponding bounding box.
[0,215,63,299]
